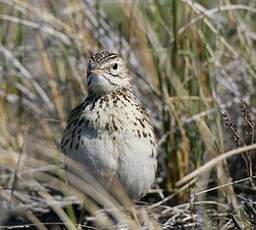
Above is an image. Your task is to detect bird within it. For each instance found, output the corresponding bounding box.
[60,50,157,200]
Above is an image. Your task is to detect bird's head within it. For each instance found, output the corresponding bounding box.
[87,51,131,96]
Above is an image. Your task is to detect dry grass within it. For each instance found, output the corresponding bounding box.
[0,0,256,229]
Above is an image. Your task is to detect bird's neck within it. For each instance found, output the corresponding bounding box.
[88,86,134,100]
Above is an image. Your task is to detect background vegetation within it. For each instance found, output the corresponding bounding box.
[0,0,256,229]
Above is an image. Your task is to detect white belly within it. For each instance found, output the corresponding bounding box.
[67,126,156,200]
[62,91,157,200]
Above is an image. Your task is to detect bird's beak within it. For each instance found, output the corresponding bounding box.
[88,68,104,76]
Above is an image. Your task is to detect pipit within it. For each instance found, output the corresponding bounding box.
[61,51,157,200]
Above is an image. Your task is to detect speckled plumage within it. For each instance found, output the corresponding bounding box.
[61,51,157,200]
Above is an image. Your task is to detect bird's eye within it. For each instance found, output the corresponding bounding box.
[110,63,120,76]
[112,63,118,70]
